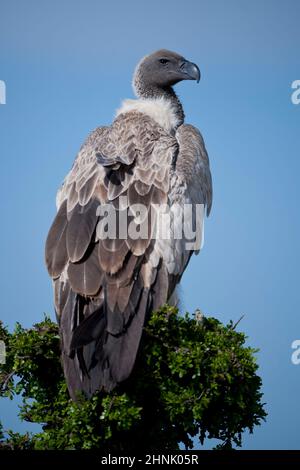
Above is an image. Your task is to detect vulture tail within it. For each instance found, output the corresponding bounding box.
[59,281,149,400]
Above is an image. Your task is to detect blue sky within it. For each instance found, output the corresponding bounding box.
[0,0,300,449]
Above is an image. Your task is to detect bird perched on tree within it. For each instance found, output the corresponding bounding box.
[45,50,212,400]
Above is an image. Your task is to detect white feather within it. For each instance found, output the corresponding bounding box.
[116,97,180,133]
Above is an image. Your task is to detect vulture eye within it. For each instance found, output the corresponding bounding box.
[159,58,169,65]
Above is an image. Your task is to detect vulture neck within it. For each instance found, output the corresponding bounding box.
[117,82,184,133]
[138,85,185,128]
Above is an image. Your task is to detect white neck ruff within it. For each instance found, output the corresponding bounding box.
[116,97,180,133]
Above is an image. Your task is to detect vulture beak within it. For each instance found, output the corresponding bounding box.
[181,60,201,83]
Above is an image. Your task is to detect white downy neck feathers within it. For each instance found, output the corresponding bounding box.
[116,97,181,133]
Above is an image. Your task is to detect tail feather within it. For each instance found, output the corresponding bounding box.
[59,280,149,399]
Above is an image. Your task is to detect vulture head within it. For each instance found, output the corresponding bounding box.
[133,49,200,98]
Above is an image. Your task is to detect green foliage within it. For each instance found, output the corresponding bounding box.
[0,307,266,450]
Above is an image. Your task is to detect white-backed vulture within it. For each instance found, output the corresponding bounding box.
[45,49,212,400]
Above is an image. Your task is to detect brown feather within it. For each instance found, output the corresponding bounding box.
[134,180,152,196]
[78,172,99,206]
[66,181,79,213]
[151,262,169,311]
[45,200,68,278]
[54,278,70,319]
[116,281,134,312]
[66,199,99,263]
[67,244,103,296]
[125,211,153,256]
[128,182,153,212]
[106,252,139,287]
[98,238,129,275]
[108,288,149,383]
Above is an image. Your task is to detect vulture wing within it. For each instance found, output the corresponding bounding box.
[46,112,212,400]
[45,112,181,399]
[151,123,212,291]
[175,124,212,216]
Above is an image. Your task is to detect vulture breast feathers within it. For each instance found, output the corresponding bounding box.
[45,49,212,400]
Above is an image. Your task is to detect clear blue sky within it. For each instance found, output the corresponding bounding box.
[0,0,299,449]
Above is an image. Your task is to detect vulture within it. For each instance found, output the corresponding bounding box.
[45,49,212,400]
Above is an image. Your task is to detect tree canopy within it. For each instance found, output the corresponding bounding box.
[0,306,266,450]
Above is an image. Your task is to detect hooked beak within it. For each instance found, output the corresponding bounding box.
[180,60,201,83]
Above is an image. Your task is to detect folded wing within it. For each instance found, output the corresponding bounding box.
[45,112,180,399]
